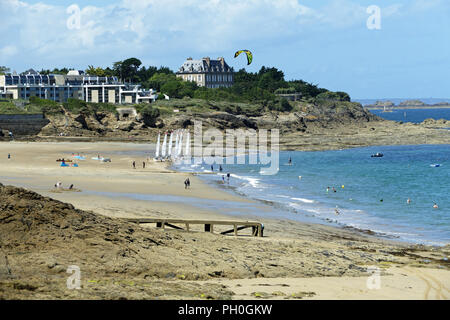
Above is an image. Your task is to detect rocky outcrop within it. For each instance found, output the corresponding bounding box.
[36,100,379,139]
[365,100,395,108]
[399,100,426,107]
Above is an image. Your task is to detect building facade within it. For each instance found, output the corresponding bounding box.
[176,57,234,88]
[0,69,158,104]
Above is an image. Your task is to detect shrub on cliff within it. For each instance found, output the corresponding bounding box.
[316,91,351,102]
[140,105,160,127]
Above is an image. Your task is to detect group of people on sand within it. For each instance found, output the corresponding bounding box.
[132,161,147,169]
[54,182,74,190]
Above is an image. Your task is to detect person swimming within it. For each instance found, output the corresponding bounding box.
[334,206,340,215]
[433,203,439,209]
[288,157,292,165]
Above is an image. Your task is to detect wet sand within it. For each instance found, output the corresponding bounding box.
[0,141,449,300]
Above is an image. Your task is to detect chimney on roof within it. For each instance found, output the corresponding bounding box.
[218,57,225,68]
[187,57,193,60]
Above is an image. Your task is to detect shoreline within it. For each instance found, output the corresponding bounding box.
[172,150,449,247]
[365,105,450,110]
[1,140,448,246]
[0,141,449,300]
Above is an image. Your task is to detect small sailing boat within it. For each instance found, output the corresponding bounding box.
[161,132,168,159]
[154,132,161,161]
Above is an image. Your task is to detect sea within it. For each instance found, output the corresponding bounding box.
[174,145,450,246]
[369,108,450,124]
[355,98,450,124]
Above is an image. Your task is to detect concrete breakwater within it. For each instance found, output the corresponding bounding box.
[0,114,49,136]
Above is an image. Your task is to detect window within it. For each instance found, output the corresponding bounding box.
[198,75,202,82]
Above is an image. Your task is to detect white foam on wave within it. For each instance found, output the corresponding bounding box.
[230,174,262,189]
[291,197,315,204]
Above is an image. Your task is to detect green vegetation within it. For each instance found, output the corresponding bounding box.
[1,58,356,118]
[0,66,10,75]
[30,58,347,108]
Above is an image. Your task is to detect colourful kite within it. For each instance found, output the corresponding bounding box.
[234,50,253,65]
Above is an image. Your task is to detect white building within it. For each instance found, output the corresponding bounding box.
[0,69,158,104]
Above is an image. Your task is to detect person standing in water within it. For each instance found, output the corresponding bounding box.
[407,198,411,204]
[226,172,231,184]
[288,157,292,165]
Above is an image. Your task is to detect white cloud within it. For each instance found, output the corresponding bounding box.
[0,45,18,58]
[0,0,444,71]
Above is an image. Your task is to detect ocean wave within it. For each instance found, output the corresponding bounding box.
[291,197,316,204]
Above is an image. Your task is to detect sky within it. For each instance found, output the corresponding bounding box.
[0,0,449,99]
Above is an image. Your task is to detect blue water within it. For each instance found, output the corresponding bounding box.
[355,98,450,106]
[174,145,450,245]
[369,108,450,123]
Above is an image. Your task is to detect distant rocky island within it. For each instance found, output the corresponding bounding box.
[364,99,450,109]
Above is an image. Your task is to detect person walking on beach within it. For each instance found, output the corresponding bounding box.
[143,161,146,169]
[222,175,225,183]
[184,178,191,189]
[8,153,10,160]
[132,161,136,169]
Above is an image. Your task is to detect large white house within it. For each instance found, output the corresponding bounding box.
[0,69,158,104]
[176,57,234,88]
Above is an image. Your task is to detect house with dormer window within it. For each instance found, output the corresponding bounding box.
[176,57,234,89]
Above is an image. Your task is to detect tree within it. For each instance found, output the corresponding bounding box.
[145,73,177,91]
[140,105,160,127]
[0,66,10,75]
[121,58,142,83]
[86,65,107,77]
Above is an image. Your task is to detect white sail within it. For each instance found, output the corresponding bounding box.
[185,131,190,157]
[155,132,161,158]
[161,133,167,158]
[174,131,179,159]
[178,131,183,157]
[168,131,173,157]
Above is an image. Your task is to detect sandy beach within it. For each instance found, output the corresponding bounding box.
[0,141,449,300]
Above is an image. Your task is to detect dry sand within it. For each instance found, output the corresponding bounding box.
[0,141,449,300]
